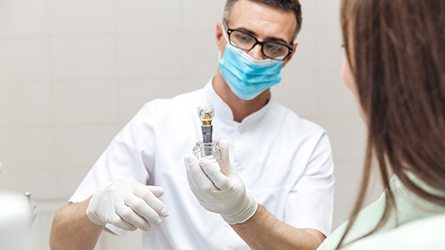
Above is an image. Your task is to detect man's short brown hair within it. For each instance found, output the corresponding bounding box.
[224,0,302,38]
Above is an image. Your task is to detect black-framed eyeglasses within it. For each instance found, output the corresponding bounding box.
[224,23,293,61]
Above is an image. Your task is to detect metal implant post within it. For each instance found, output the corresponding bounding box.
[198,105,215,157]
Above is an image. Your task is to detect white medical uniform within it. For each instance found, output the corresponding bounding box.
[70,79,335,250]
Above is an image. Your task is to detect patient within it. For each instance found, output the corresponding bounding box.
[318,0,445,249]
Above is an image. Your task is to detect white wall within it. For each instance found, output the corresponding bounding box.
[0,0,382,249]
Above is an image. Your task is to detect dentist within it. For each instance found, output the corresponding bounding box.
[50,1,334,249]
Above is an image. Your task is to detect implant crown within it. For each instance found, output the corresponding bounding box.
[198,105,215,125]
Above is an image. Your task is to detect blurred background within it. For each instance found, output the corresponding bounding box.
[0,0,382,249]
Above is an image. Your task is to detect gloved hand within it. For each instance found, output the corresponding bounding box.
[184,140,258,224]
[86,178,169,231]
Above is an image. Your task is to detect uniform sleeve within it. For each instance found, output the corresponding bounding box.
[68,102,161,236]
[285,132,335,237]
[69,102,158,203]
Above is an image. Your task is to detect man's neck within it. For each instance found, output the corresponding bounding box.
[212,73,270,123]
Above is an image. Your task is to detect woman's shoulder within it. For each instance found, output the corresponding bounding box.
[344,213,445,250]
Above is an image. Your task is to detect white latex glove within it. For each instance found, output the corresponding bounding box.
[184,140,258,224]
[86,178,169,231]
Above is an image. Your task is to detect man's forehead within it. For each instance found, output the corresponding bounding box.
[227,0,297,43]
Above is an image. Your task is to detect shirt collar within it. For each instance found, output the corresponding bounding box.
[204,78,272,131]
[204,78,234,125]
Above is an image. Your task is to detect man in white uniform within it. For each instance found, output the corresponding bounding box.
[50,0,335,249]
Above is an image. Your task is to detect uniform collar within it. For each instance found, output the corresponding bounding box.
[204,78,234,125]
[204,78,272,131]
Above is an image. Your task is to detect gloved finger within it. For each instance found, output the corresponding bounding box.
[115,201,151,231]
[134,184,169,218]
[124,196,161,231]
[199,158,231,190]
[109,213,137,231]
[148,186,164,198]
[184,155,218,191]
[184,155,207,193]
[184,155,205,187]
[217,140,232,175]
[184,154,199,169]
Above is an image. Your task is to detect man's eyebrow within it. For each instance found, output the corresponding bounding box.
[234,27,291,45]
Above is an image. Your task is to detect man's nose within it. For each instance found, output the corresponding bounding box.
[248,44,265,60]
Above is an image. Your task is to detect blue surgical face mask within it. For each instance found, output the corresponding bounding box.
[218,43,284,100]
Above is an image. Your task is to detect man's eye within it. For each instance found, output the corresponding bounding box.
[266,44,280,52]
[265,43,285,53]
[233,32,254,43]
[239,34,252,42]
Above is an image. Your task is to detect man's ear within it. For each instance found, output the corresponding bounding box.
[283,43,298,68]
[216,22,226,52]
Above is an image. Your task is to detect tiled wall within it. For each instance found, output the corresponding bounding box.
[0,0,381,249]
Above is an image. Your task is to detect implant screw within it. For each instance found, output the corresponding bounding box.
[198,105,215,157]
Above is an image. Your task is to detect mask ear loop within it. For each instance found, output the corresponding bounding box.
[222,19,232,45]
[219,20,231,59]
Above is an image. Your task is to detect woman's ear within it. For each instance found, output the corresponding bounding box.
[341,59,358,96]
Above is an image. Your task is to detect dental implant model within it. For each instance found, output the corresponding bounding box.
[193,105,221,160]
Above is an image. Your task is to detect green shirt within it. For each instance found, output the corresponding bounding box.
[318,176,445,250]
